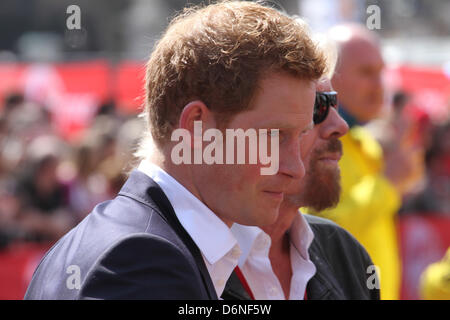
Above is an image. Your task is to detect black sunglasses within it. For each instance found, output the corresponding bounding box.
[313,91,338,125]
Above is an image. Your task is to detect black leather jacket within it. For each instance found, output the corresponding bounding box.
[222,214,380,300]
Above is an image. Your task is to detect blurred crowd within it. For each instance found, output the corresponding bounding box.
[0,92,145,248]
[366,90,450,216]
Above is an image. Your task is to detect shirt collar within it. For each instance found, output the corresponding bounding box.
[231,210,315,265]
[288,211,315,260]
[231,224,269,267]
[137,159,238,265]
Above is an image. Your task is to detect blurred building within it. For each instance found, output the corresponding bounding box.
[0,0,449,66]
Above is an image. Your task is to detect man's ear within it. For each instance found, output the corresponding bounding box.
[178,100,214,146]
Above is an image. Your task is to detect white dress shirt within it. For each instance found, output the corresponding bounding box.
[231,211,316,300]
[138,160,241,298]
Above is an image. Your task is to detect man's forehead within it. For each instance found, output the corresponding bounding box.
[350,44,383,66]
[254,115,314,129]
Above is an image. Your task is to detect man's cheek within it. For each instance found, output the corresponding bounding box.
[300,133,317,159]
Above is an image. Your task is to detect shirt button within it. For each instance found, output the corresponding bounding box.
[255,236,270,251]
[269,287,278,296]
[230,247,241,259]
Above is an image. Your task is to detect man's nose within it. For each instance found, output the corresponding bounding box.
[278,140,306,181]
[320,108,349,139]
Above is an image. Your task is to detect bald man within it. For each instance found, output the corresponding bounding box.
[329,24,384,123]
[306,24,414,300]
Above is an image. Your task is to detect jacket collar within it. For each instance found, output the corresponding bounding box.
[221,271,252,300]
[138,160,238,266]
[118,170,218,299]
[306,239,346,300]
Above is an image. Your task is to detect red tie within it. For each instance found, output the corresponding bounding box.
[234,266,255,300]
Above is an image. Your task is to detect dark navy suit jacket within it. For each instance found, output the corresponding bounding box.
[24,170,217,299]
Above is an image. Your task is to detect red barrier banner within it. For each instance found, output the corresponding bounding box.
[0,61,111,141]
[0,62,448,141]
[398,214,450,300]
[113,60,145,113]
[0,242,51,300]
[385,65,450,122]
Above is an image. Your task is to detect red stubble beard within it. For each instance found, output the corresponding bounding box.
[290,138,343,211]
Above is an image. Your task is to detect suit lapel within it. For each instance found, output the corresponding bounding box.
[120,170,218,300]
[221,271,252,300]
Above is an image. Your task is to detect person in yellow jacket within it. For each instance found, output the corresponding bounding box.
[305,24,420,300]
[420,248,450,300]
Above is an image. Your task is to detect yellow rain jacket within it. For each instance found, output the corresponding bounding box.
[420,248,450,300]
[305,125,402,300]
